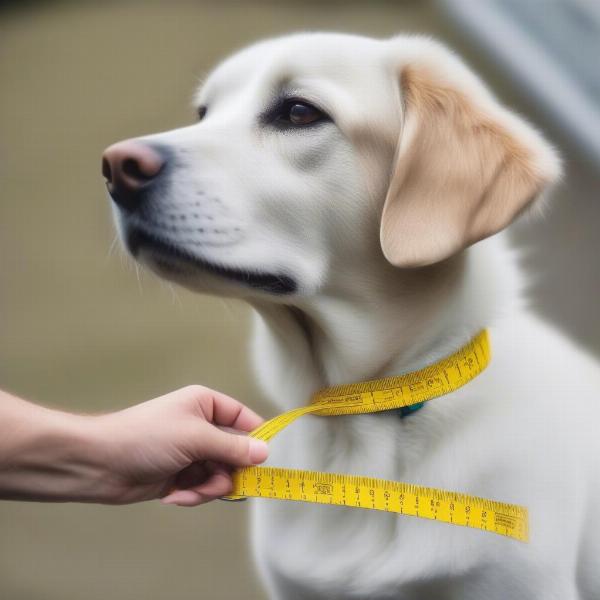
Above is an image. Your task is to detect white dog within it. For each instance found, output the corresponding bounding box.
[103,33,600,599]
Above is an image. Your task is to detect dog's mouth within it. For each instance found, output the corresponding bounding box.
[126,227,297,295]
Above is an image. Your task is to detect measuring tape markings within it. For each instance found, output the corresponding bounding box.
[227,330,529,542]
[232,467,529,542]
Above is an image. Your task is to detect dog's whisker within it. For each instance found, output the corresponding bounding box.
[167,282,183,307]
[104,234,120,263]
[133,262,144,295]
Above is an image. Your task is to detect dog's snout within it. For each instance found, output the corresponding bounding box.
[102,140,165,212]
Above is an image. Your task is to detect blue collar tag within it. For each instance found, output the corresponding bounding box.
[398,401,425,418]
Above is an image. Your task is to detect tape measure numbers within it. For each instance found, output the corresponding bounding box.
[226,330,529,542]
[232,467,528,542]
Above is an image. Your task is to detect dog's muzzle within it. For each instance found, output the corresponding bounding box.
[102,140,298,296]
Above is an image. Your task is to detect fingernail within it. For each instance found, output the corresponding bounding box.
[249,439,269,464]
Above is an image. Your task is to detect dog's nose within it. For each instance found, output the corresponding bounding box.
[102,140,165,212]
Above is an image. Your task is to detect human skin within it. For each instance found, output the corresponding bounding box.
[0,386,268,507]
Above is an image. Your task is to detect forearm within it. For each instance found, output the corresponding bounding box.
[0,390,108,502]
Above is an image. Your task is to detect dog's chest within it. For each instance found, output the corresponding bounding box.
[251,409,497,597]
[251,392,588,597]
[249,314,600,598]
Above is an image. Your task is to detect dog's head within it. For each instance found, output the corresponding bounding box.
[104,33,560,300]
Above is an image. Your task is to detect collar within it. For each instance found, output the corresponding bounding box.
[308,329,491,420]
[251,330,490,443]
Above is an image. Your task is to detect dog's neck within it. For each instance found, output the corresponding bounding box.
[250,235,521,411]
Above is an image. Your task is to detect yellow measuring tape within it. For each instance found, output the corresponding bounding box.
[226,330,529,542]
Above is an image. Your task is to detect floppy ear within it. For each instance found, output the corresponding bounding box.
[380,39,562,268]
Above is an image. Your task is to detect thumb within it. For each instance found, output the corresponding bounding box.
[196,425,269,467]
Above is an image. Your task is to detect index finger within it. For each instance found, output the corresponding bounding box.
[198,389,264,432]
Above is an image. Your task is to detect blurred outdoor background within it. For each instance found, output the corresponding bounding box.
[1,1,598,598]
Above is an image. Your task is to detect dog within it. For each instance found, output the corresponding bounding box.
[103,33,600,599]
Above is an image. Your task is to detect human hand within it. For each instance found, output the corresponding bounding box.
[0,386,268,506]
[92,385,268,506]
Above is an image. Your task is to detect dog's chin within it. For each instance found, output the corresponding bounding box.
[124,227,297,296]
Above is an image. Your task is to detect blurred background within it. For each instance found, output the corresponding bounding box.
[1,1,598,598]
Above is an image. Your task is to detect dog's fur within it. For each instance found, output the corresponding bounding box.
[109,33,600,599]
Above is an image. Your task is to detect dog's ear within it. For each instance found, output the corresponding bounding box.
[380,40,562,268]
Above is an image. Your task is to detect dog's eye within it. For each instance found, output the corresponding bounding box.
[275,100,328,127]
[287,102,323,126]
[197,105,207,121]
